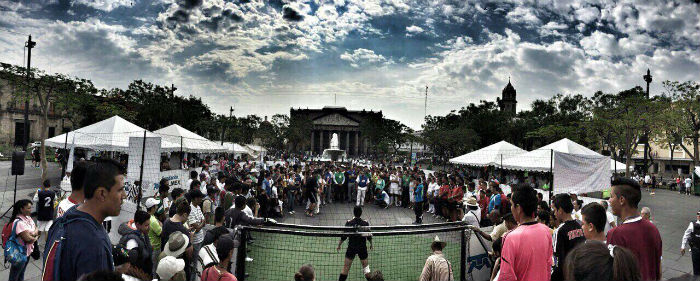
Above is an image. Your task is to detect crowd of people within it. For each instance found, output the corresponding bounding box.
[2,152,699,281]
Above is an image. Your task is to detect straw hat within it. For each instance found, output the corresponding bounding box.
[465,196,478,207]
[163,232,189,257]
[432,235,447,248]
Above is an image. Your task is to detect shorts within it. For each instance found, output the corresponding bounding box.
[345,246,368,260]
[37,220,53,232]
[390,186,400,195]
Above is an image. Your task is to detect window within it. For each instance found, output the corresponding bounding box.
[48,127,56,138]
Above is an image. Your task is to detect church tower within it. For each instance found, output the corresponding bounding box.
[497,78,517,115]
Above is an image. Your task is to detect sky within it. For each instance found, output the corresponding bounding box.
[0,0,699,129]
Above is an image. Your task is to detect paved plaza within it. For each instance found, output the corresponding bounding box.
[0,160,698,280]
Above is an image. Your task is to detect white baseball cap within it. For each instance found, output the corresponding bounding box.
[145,198,160,209]
[156,256,186,281]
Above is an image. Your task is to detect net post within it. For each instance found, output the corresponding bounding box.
[460,227,466,281]
[236,227,248,281]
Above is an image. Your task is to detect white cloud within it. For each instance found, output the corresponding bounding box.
[73,0,133,12]
[406,25,424,35]
[340,48,388,68]
[506,6,541,25]
[574,6,600,24]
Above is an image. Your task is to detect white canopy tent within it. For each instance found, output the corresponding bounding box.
[221,142,252,155]
[449,141,526,166]
[501,138,626,172]
[154,124,227,153]
[44,116,180,152]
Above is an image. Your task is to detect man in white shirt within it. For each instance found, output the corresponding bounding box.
[600,201,617,236]
[681,210,700,275]
[57,162,89,218]
[462,197,481,226]
[188,190,206,279]
[389,171,401,206]
[685,176,693,195]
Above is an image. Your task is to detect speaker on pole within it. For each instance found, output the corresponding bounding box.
[11,151,25,176]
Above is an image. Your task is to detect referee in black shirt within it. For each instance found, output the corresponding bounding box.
[336,206,373,281]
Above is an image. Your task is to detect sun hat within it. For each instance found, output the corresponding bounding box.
[432,235,447,248]
[156,256,186,281]
[145,198,160,209]
[163,231,189,257]
[465,196,478,207]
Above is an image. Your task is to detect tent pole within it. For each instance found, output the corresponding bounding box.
[137,130,146,211]
[549,149,553,203]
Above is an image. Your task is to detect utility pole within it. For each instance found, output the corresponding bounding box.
[424,85,428,120]
[643,69,652,174]
[221,106,233,145]
[23,35,36,152]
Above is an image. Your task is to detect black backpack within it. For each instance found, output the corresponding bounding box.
[690,223,700,249]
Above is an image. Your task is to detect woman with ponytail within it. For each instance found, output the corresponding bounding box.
[564,240,640,281]
[6,199,38,281]
[294,264,315,281]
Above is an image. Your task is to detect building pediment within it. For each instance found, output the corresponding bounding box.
[313,113,359,126]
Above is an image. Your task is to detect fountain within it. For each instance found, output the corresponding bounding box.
[320,133,347,162]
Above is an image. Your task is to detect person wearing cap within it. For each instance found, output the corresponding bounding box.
[157,255,187,281]
[201,235,237,281]
[419,235,454,281]
[145,197,164,274]
[462,197,481,226]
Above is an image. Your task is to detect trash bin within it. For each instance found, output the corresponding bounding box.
[694,184,700,196]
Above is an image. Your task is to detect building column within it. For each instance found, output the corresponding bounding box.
[345,131,350,154]
[320,130,325,151]
[310,130,315,154]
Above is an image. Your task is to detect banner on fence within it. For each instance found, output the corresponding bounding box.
[126,137,162,201]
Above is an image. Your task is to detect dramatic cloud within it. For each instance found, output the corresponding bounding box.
[0,0,698,128]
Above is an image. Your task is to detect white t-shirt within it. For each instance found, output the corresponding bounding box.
[56,197,79,218]
[389,175,399,189]
[188,204,205,244]
[186,179,194,190]
[243,205,254,218]
[462,209,480,226]
[382,191,390,205]
[604,211,616,236]
[686,178,693,188]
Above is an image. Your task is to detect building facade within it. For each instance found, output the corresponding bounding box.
[290,106,382,156]
[631,141,697,178]
[0,77,66,149]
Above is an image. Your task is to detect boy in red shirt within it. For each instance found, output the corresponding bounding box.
[447,180,464,222]
[607,177,662,281]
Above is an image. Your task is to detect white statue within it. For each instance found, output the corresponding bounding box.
[330,133,340,149]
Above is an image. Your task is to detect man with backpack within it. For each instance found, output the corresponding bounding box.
[34,179,56,243]
[681,210,700,275]
[43,159,126,281]
[118,210,154,278]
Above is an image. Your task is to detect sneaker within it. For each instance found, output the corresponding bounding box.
[246,257,254,262]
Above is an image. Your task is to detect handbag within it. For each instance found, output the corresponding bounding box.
[4,220,28,265]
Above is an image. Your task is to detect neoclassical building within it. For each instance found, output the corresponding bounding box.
[290,106,382,156]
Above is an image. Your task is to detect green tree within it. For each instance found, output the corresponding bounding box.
[661,80,700,168]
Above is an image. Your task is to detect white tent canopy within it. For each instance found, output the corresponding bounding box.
[154,124,227,153]
[449,141,526,166]
[44,116,180,152]
[221,142,252,155]
[501,138,626,172]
